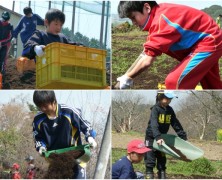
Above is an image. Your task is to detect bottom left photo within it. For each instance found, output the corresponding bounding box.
[0,90,111,179]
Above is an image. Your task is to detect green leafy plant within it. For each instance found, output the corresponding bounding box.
[217,129,222,142]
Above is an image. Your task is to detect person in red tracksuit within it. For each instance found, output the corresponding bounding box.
[117,1,222,89]
[0,11,13,83]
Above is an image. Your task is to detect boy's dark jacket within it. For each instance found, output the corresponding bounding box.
[13,14,44,44]
[0,20,13,46]
[146,103,187,141]
[22,30,82,59]
[33,103,95,151]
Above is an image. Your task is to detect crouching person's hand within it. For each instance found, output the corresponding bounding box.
[117,75,133,89]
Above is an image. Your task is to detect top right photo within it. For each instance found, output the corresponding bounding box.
[112,1,222,90]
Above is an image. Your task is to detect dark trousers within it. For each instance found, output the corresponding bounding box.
[72,164,86,179]
[144,139,166,172]
[0,45,8,74]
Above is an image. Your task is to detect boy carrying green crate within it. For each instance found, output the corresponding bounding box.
[22,9,83,60]
[32,91,97,179]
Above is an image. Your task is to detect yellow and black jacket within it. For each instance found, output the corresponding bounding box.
[33,104,95,151]
[146,103,187,142]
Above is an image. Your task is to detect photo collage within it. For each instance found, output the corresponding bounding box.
[0,0,222,179]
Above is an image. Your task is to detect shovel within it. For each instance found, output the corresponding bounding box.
[153,134,204,161]
[43,144,91,164]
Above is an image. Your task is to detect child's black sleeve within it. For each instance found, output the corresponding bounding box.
[32,118,47,151]
[171,109,187,140]
[22,30,43,59]
[150,106,162,140]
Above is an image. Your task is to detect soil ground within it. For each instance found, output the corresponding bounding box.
[112,33,222,89]
[112,133,222,161]
[3,58,110,89]
[43,150,84,179]
[112,133,222,178]
[112,34,178,89]
[3,58,35,89]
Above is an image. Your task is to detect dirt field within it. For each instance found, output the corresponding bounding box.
[3,58,35,89]
[112,133,222,178]
[112,133,222,161]
[112,32,222,89]
[112,34,178,89]
[3,57,110,89]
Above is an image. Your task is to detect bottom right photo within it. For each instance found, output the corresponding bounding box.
[112,90,222,179]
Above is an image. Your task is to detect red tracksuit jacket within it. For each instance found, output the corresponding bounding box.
[143,3,222,89]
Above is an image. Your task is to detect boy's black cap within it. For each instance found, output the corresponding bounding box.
[2,11,10,21]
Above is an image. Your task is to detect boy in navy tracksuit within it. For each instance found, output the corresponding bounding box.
[145,90,187,179]
[32,91,97,179]
[112,139,150,179]
[22,8,79,60]
[0,11,13,79]
[13,7,44,47]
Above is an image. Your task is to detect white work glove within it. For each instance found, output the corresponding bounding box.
[88,137,97,149]
[38,146,47,155]
[11,38,16,44]
[157,139,165,146]
[34,45,45,57]
[117,75,133,89]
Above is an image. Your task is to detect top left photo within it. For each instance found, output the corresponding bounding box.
[0,1,111,90]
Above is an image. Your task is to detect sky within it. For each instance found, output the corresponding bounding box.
[0,0,111,47]
[111,0,222,14]
[112,90,190,111]
[0,90,111,122]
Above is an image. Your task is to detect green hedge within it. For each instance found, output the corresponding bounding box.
[217,129,222,142]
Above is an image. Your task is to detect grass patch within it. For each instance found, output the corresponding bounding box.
[167,157,216,176]
[112,29,222,89]
[112,148,222,178]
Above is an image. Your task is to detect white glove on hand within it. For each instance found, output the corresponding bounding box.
[34,45,45,57]
[11,38,16,44]
[39,146,47,155]
[117,75,133,89]
[88,137,97,149]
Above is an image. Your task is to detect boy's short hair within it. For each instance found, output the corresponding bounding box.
[118,1,158,18]
[33,90,57,108]
[23,7,32,15]
[45,9,65,25]
[127,139,150,154]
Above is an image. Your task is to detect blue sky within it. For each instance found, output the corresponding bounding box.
[0,90,111,122]
[0,1,111,47]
